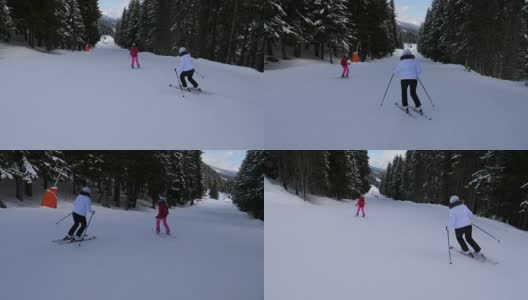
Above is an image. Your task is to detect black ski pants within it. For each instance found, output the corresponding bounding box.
[68,212,87,237]
[180,69,198,88]
[455,225,481,253]
[401,79,422,108]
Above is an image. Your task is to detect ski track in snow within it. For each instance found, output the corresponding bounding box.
[0,38,263,149]
[265,179,528,300]
[0,199,263,300]
[263,49,528,149]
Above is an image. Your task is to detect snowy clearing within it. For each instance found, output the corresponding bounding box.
[0,198,263,300]
[265,179,528,300]
[0,36,263,149]
[263,49,528,149]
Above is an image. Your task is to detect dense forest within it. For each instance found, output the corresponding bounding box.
[232,151,264,220]
[0,150,257,218]
[0,151,203,209]
[265,0,401,62]
[264,151,370,201]
[380,151,528,230]
[0,0,101,50]
[418,0,528,80]
[114,0,266,71]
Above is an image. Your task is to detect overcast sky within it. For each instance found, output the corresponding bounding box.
[394,0,432,26]
[100,0,432,25]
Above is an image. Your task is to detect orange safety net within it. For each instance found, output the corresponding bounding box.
[41,187,58,208]
[352,52,360,63]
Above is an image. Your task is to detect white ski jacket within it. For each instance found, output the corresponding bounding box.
[448,203,473,230]
[394,58,422,80]
[73,194,93,217]
[177,54,194,73]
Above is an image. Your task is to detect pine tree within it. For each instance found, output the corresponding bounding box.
[209,181,219,199]
[125,0,141,46]
[78,0,101,46]
[0,0,13,41]
[56,0,85,50]
[233,151,264,220]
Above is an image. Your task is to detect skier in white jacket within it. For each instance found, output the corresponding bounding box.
[175,47,200,91]
[447,195,482,256]
[393,49,423,114]
[64,187,94,241]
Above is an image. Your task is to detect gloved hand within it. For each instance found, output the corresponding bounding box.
[155,215,159,219]
[174,68,177,72]
[445,226,448,231]
[92,210,95,215]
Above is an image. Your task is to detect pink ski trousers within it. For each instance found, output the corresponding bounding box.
[342,65,349,77]
[156,217,170,234]
[356,206,365,217]
[131,56,140,68]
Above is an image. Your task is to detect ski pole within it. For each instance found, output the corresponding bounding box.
[472,223,501,243]
[446,226,452,264]
[417,76,436,109]
[52,169,64,188]
[379,73,394,107]
[56,213,72,225]
[174,69,185,98]
[79,211,95,245]
[194,70,205,78]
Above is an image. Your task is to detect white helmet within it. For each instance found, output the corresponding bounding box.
[82,187,92,194]
[179,47,187,54]
[449,195,459,204]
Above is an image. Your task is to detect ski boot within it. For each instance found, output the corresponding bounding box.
[191,87,202,92]
[63,235,74,241]
[403,106,409,114]
[414,106,423,115]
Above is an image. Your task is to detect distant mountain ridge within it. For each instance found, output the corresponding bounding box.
[201,163,237,196]
[396,20,420,44]
[212,167,238,178]
[397,20,420,32]
[98,15,117,36]
[369,166,385,188]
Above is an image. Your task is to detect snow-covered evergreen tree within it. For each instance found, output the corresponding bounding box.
[419,0,525,80]
[209,181,219,200]
[0,0,13,41]
[233,151,264,220]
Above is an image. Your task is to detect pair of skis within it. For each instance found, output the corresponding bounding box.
[394,102,432,120]
[169,84,204,94]
[52,235,96,245]
[156,232,177,239]
[449,246,498,265]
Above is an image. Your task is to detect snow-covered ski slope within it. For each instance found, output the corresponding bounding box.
[0,198,263,300]
[265,179,528,300]
[0,36,263,149]
[263,49,528,149]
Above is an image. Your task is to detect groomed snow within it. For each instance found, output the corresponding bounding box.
[0,198,263,300]
[0,36,263,149]
[265,178,528,300]
[263,49,528,149]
